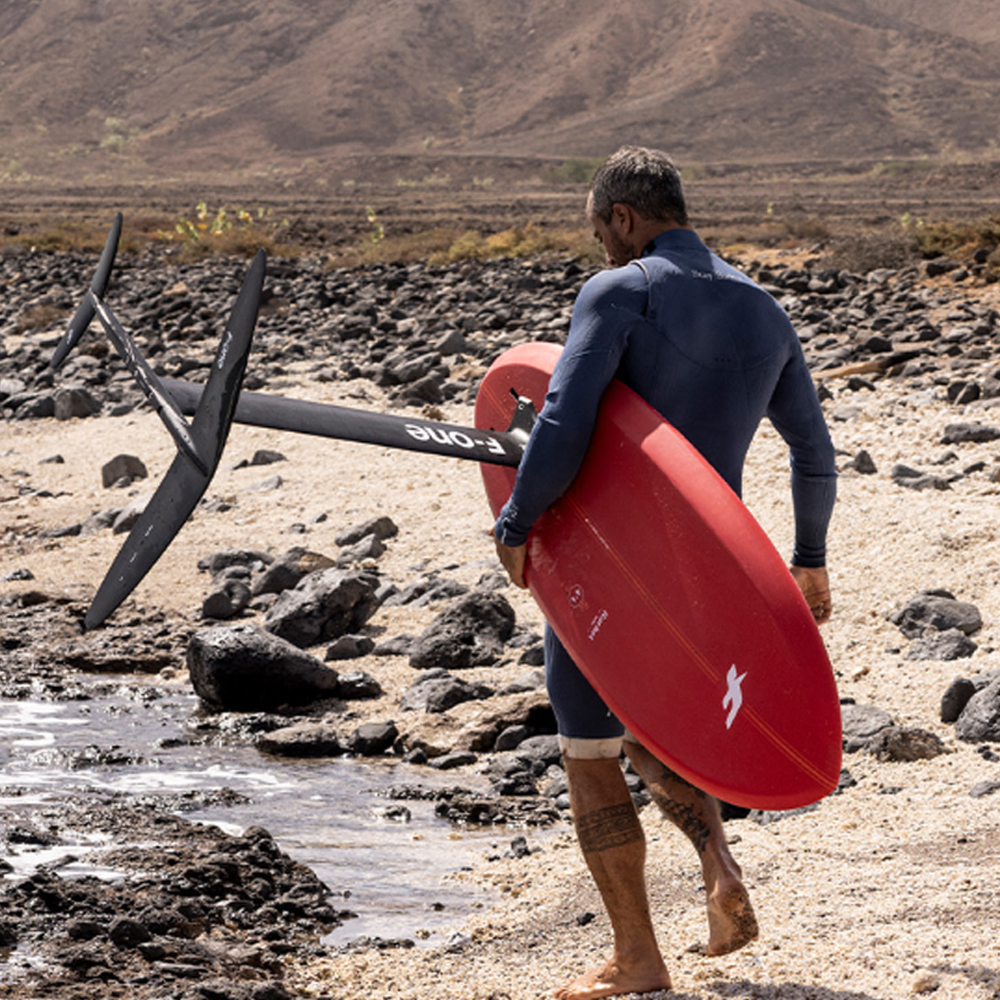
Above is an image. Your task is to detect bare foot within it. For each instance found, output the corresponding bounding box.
[553,956,672,1000]
[704,883,758,956]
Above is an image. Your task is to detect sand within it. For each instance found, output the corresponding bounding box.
[3,272,1000,999]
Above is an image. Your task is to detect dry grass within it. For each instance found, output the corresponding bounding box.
[3,200,999,279]
[915,215,1000,260]
[0,217,143,255]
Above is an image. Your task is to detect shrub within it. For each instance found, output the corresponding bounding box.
[427,222,601,265]
[870,159,936,179]
[159,202,293,259]
[823,228,921,274]
[540,157,604,185]
[1,219,141,254]
[913,216,1000,260]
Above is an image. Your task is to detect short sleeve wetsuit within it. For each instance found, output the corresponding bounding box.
[493,228,838,740]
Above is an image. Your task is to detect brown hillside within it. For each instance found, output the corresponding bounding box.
[1,0,999,193]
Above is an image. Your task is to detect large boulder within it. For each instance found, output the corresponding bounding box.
[887,590,982,640]
[955,676,1000,743]
[187,624,340,711]
[409,591,516,669]
[264,568,381,648]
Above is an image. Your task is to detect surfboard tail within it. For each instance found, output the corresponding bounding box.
[84,249,267,629]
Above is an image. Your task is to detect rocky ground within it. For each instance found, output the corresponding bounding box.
[2,232,1000,999]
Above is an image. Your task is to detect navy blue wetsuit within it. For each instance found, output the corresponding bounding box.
[494,228,837,739]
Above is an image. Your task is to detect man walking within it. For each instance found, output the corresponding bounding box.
[493,145,837,999]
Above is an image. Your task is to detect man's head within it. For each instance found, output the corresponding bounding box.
[586,146,688,266]
[589,146,688,227]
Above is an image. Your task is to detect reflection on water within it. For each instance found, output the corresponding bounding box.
[0,678,541,947]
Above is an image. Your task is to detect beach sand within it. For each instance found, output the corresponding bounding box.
[3,273,1000,1000]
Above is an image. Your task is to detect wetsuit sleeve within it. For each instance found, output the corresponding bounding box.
[494,267,649,546]
[766,349,838,567]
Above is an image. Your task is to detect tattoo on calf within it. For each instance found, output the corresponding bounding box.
[656,798,710,854]
[575,802,643,854]
[653,761,703,797]
[643,762,711,853]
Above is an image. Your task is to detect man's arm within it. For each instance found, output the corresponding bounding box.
[493,266,647,552]
[766,345,838,624]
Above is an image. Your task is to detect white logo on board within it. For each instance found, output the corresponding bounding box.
[587,609,608,641]
[722,665,747,730]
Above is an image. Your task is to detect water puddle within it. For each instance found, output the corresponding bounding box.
[0,679,548,948]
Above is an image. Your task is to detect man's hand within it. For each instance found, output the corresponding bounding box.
[492,530,529,590]
[789,565,831,625]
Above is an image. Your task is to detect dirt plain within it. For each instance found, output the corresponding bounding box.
[2,157,1000,259]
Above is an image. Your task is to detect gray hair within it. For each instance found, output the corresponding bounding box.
[589,146,688,226]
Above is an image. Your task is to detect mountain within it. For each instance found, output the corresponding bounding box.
[1,0,998,190]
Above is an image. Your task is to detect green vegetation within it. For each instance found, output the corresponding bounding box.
[0,157,24,180]
[365,206,384,245]
[99,117,132,153]
[160,201,294,259]
[869,158,937,179]
[540,157,604,185]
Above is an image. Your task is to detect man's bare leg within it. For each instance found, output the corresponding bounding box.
[624,740,758,956]
[555,754,672,1000]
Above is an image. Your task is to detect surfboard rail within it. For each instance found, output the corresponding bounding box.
[476,342,842,810]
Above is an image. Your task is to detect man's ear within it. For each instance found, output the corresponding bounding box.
[611,202,634,233]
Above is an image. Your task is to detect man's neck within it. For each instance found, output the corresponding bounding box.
[636,220,690,257]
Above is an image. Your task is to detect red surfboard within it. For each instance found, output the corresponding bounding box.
[476,343,841,810]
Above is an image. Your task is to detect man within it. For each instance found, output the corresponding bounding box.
[493,145,837,1000]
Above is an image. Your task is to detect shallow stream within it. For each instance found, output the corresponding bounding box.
[0,676,546,948]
